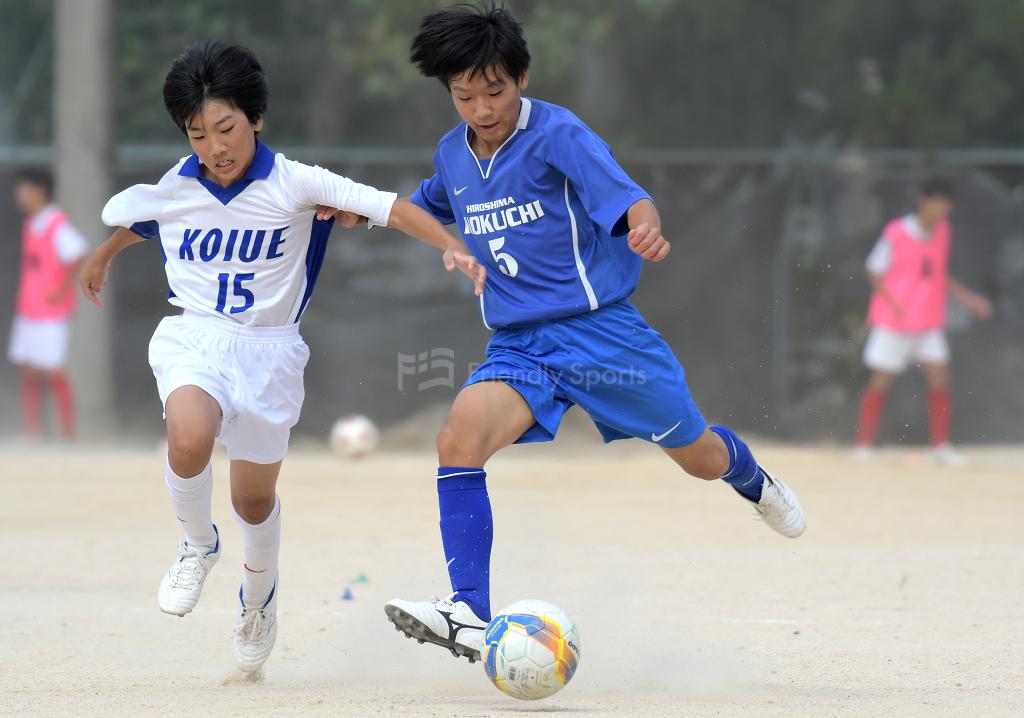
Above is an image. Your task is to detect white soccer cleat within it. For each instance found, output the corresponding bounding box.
[385,595,487,663]
[157,527,220,617]
[752,470,806,538]
[233,581,278,674]
[930,443,966,466]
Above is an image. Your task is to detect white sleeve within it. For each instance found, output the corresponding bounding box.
[101,159,185,229]
[280,158,396,228]
[55,223,88,264]
[865,236,892,275]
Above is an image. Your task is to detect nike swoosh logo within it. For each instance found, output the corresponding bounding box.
[446,557,456,568]
[454,186,469,196]
[651,420,682,442]
[244,563,267,573]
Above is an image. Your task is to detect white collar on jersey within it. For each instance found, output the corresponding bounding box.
[29,205,60,232]
[901,213,931,241]
[464,97,533,181]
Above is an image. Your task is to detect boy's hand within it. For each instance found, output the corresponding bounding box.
[443,246,486,296]
[949,279,994,320]
[315,205,367,228]
[964,293,993,319]
[79,254,110,308]
[628,223,670,261]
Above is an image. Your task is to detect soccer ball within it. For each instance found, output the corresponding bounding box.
[329,415,379,459]
[483,599,581,700]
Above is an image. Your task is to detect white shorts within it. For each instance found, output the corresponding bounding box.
[149,312,310,464]
[7,315,71,370]
[863,327,949,373]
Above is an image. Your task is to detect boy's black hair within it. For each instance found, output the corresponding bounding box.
[14,167,53,200]
[163,40,268,135]
[410,2,530,87]
[920,176,955,200]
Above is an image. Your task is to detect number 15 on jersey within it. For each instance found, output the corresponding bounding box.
[216,272,255,314]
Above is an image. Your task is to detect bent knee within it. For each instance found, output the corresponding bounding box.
[666,431,730,481]
[436,423,488,467]
[232,493,275,525]
[679,451,726,481]
[689,461,725,481]
[167,429,215,476]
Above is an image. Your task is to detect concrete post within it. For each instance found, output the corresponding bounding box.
[54,0,116,435]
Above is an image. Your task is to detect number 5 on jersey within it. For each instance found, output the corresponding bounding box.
[216,272,255,314]
[488,236,518,277]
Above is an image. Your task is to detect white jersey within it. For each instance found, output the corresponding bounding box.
[102,141,396,326]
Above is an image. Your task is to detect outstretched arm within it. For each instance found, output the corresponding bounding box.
[315,199,486,296]
[48,257,86,305]
[79,227,145,308]
[294,163,485,295]
[949,276,992,319]
[386,197,458,251]
[626,199,670,262]
[385,198,486,296]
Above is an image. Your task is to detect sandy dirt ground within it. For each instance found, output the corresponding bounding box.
[2,439,1023,717]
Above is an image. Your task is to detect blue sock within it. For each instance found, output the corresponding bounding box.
[437,466,492,622]
[709,425,766,503]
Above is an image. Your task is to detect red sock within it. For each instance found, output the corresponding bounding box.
[857,387,887,446]
[21,371,42,437]
[49,373,76,439]
[929,389,951,447]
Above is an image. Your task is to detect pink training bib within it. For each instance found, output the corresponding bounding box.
[867,217,950,332]
[16,209,77,320]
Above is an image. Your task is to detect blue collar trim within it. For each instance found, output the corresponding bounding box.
[178,140,276,206]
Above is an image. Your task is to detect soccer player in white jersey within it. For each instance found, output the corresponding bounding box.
[78,41,484,674]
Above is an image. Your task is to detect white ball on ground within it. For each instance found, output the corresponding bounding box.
[483,599,581,700]
[330,415,380,459]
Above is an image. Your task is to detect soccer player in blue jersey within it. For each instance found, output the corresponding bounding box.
[78,40,484,674]
[330,3,807,663]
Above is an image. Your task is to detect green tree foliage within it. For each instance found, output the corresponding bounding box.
[2,0,1023,148]
[0,0,53,143]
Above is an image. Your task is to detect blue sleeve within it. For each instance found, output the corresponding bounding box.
[544,116,651,236]
[129,220,160,240]
[410,152,456,226]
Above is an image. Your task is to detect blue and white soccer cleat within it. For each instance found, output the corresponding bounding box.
[385,595,487,663]
[157,526,220,616]
[753,470,806,538]
[233,579,278,673]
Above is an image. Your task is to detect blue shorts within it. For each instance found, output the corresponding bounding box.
[465,300,707,448]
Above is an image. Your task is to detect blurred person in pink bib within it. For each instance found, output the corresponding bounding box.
[8,168,87,439]
[855,178,991,462]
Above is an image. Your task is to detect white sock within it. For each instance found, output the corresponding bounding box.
[165,461,217,551]
[234,496,281,607]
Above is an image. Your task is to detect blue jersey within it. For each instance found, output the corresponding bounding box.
[411,98,651,329]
